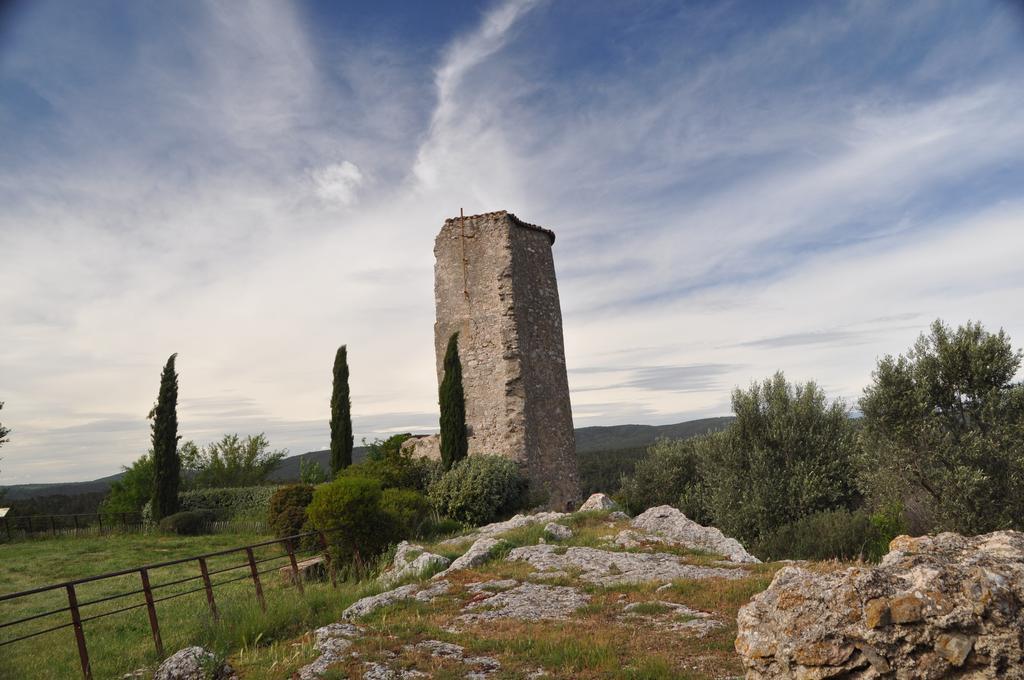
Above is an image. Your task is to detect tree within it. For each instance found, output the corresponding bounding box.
[181,433,286,488]
[101,453,154,515]
[617,438,704,516]
[330,345,354,475]
[692,372,859,544]
[0,401,9,500]
[150,354,181,521]
[439,332,468,470]
[300,458,328,485]
[858,319,1024,533]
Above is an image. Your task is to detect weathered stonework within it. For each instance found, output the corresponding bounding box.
[434,211,580,509]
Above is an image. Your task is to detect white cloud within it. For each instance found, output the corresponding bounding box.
[311,161,364,206]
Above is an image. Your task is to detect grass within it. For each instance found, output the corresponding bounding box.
[0,532,379,680]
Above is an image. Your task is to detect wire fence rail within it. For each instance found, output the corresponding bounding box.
[0,528,338,680]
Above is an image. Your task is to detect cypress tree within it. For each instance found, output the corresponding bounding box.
[439,332,468,470]
[330,345,353,475]
[150,354,181,521]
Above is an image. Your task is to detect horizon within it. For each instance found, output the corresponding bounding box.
[2,1,1024,485]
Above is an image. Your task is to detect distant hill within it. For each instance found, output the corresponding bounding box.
[1,417,733,501]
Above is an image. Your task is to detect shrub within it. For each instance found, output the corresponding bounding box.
[306,477,397,569]
[340,437,438,493]
[380,488,432,539]
[267,484,314,539]
[428,455,527,527]
[753,505,907,562]
[617,438,704,517]
[178,486,281,521]
[159,509,215,535]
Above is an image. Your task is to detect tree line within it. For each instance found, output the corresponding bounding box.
[618,319,1024,560]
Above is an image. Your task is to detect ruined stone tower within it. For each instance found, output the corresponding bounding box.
[434,211,580,509]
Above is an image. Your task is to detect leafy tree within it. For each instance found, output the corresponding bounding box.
[330,345,354,475]
[439,332,468,470]
[692,372,859,544]
[365,433,413,462]
[858,320,1024,533]
[181,433,286,488]
[299,458,328,485]
[150,354,181,521]
[617,438,703,516]
[101,453,154,515]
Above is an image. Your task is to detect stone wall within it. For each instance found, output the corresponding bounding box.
[433,211,580,509]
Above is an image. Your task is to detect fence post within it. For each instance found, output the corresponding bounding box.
[66,584,93,680]
[317,531,337,588]
[73,514,80,535]
[245,547,266,612]
[139,569,164,658]
[26,516,32,534]
[198,557,219,620]
[284,539,304,594]
[96,514,102,533]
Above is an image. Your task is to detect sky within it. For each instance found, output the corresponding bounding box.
[1,0,1023,485]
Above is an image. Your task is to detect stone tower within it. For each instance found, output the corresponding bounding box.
[434,211,580,509]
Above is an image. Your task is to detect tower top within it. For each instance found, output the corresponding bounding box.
[442,210,556,245]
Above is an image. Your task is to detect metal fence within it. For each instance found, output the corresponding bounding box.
[0,529,337,679]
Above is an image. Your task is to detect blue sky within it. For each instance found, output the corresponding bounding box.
[1,0,1023,484]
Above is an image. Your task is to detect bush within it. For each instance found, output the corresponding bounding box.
[306,477,397,569]
[340,440,439,493]
[267,484,314,539]
[159,509,216,535]
[428,455,527,527]
[617,438,703,517]
[178,486,281,521]
[754,505,907,562]
[380,488,432,539]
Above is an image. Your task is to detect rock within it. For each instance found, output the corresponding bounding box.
[544,522,573,540]
[400,434,441,461]
[410,640,501,676]
[608,511,630,521]
[508,544,747,586]
[467,579,519,593]
[631,505,760,563]
[735,530,1024,679]
[297,623,363,679]
[579,493,619,512]
[153,647,236,680]
[279,555,327,585]
[438,512,567,547]
[383,541,451,584]
[620,600,723,637]
[436,537,502,577]
[342,580,451,620]
[458,582,590,624]
[362,662,428,679]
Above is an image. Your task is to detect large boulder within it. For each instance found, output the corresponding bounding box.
[153,647,235,680]
[579,493,619,512]
[631,505,760,564]
[382,541,450,584]
[735,531,1024,679]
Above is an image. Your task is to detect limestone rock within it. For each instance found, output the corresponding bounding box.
[608,510,630,521]
[735,530,1024,679]
[579,493,619,512]
[631,505,760,564]
[399,434,441,461]
[297,623,363,679]
[153,647,235,680]
[458,582,590,624]
[436,537,502,577]
[438,512,567,547]
[507,544,747,586]
[342,580,451,620]
[383,541,450,584]
[544,522,573,540]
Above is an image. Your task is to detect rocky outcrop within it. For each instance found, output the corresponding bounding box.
[543,522,573,540]
[342,580,451,620]
[382,541,450,584]
[436,537,502,578]
[631,506,760,564]
[735,531,1024,679]
[579,493,619,512]
[457,582,590,624]
[507,544,747,586]
[297,623,363,680]
[438,512,567,547]
[153,647,236,680]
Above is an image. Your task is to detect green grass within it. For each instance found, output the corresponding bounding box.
[0,532,378,680]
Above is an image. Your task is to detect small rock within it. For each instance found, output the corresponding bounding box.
[437,537,502,577]
[543,522,573,540]
[343,581,450,619]
[468,579,519,593]
[579,493,619,512]
[608,511,630,521]
[383,541,450,584]
[297,623,364,679]
[153,647,235,680]
[458,583,590,623]
[631,506,760,563]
